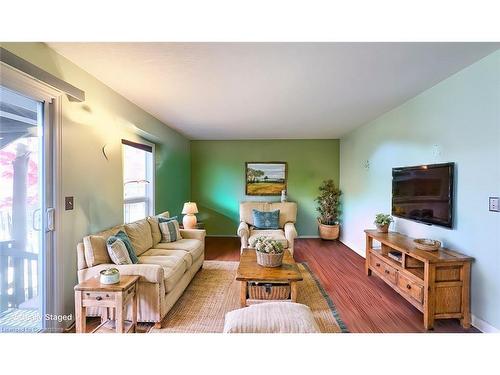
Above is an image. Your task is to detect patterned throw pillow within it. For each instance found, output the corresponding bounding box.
[157,215,178,223]
[106,236,132,265]
[252,209,280,229]
[114,230,139,264]
[159,219,182,243]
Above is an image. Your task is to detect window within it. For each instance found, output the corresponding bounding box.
[122,139,154,223]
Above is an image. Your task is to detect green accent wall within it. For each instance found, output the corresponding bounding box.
[191,139,340,236]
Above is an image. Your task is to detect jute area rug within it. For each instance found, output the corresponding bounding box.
[149,260,348,333]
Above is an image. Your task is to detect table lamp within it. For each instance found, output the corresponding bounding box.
[182,202,199,229]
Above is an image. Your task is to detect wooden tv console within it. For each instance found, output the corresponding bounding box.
[365,230,473,330]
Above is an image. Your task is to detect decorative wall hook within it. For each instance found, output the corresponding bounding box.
[102,144,109,161]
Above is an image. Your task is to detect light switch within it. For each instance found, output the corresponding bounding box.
[489,197,499,212]
[65,196,74,211]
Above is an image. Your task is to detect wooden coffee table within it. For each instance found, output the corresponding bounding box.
[236,249,303,307]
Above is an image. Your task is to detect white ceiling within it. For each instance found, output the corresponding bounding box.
[48,43,499,140]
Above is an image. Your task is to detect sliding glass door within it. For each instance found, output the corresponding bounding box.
[0,84,54,332]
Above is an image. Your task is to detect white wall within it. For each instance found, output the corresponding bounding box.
[340,50,500,330]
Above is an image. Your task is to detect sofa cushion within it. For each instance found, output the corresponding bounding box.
[94,225,125,241]
[124,218,153,256]
[106,236,132,265]
[154,239,203,262]
[138,255,187,293]
[147,216,162,246]
[252,209,280,229]
[248,229,288,248]
[159,220,182,243]
[83,235,111,267]
[223,302,320,333]
[142,248,193,269]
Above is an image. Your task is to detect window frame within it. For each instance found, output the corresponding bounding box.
[122,139,155,223]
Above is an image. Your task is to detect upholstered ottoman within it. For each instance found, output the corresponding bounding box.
[223,302,320,333]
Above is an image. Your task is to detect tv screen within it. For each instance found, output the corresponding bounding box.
[392,163,454,228]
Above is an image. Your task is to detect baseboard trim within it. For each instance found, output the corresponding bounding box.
[339,238,365,258]
[471,315,499,333]
[297,235,320,239]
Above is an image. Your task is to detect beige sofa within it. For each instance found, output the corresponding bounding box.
[237,202,298,255]
[76,211,205,327]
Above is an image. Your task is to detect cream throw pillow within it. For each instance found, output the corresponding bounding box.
[83,235,111,267]
[106,237,132,265]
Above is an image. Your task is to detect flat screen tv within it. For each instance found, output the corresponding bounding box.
[392,162,454,228]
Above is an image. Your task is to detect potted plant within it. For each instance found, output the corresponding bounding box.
[315,179,341,240]
[250,236,285,267]
[374,213,393,233]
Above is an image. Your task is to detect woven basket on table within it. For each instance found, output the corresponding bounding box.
[256,251,284,268]
[248,282,291,300]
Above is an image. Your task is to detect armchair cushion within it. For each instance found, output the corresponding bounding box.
[252,209,280,229]
[248,229,288,248]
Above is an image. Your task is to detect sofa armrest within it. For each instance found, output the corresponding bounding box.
[237,222,249,238]
[180,229,206,242]
[284,222,298,242]
[77,263,164,284]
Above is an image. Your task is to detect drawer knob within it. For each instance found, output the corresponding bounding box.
[376,263,381,267]
[96,296,102,301]
[384,270,390,274]
[406,284,412,290]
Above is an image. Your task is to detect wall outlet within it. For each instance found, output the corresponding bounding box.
[489,197,499,212]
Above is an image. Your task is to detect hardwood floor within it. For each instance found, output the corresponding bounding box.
[205,236,480,333]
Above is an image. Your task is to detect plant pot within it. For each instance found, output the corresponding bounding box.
[376,224,389,233]
[318,221,340,240]
[256,251,284,268]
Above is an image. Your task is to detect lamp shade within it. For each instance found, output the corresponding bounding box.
[182,202,198,215]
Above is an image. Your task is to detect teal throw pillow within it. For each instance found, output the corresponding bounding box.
[115,230,139,264]
[252,209,280,229]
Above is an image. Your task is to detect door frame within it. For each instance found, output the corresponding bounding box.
[1,62,64,331]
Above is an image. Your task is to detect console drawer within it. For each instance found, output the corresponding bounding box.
[370,256,384,273]
[381,263,397,284]
[398,273,423,303]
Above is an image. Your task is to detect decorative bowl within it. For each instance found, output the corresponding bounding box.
[256,251,284,268]
[414,239,441,251]
[100,268,120,284]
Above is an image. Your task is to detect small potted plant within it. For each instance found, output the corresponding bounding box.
[315,179,341,240]
[374,213,393,233]
[250,236,285,267]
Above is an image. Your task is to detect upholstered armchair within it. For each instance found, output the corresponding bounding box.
[237,202,298,256]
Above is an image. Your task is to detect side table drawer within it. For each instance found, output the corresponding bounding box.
[83,291,114,302]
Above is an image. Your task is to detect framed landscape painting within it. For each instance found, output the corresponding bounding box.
[245,162,287,196]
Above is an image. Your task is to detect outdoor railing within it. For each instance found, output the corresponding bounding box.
[0,240,38,313]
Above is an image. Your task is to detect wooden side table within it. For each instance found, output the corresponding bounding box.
[74,275,139,333]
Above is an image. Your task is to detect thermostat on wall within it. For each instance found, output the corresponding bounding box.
[489,197,499,212]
